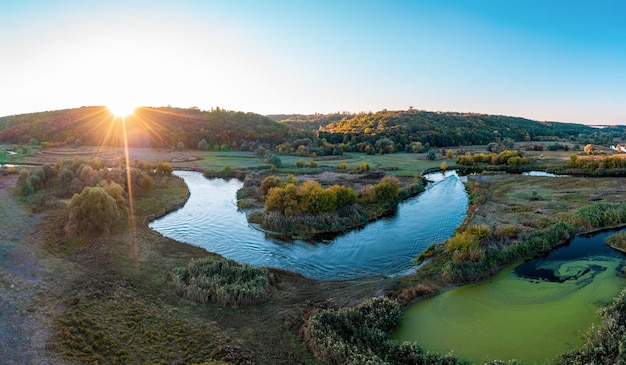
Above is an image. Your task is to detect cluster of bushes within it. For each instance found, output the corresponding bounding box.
[263,178,359,216]
[444,225,492,262]
[15,159,174,235]
[203,165,246,180]
[257,205,370,236]
[456,150,529,167]
[442,222,575,283]
[569,154,626,170]
[169,257,273,307]
[16,159,166,201]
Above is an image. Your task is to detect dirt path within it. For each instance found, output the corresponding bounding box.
[0,174,71,365]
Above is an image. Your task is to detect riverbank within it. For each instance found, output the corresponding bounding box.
[0,169,397,364]
[4,145,626,364]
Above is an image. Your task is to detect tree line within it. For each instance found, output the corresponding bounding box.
[3,107,626,157]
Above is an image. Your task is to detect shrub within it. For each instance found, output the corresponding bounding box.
[456,155,475,166]
[169,257,273,307]
[156,162,173,176]
[260,175,283,196]
[374,176,400,203]
[68,187,122,236]
[360,184,376,203]
[445,231,480,253]
[606,231,626,252]
[494,224,517,240]
[337,162,348,170]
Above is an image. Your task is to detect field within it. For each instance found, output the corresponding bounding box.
[1,144,626,364]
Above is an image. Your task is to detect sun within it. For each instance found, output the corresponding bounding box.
[107,102,137,118]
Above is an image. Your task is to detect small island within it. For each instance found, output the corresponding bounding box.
[235,170,426,238]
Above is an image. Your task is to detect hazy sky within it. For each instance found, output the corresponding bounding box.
[1,0,625,124]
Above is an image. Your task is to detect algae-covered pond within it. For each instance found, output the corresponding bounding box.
[393,229,626,364]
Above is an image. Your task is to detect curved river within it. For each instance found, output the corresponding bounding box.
[149,170,468,280]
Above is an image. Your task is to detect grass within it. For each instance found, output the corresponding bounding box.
[606,231,626,252]
[7,144,626,364]
[52,279,239,365]
[344,152,444,176]
[169,257,274,307]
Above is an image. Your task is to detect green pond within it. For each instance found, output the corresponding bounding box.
[392,229,626,364]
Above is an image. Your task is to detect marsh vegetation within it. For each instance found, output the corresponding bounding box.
[2,106,626,364]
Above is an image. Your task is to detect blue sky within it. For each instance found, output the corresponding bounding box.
[1,0,625,124]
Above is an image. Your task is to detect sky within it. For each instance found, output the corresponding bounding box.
[1,0,625,125]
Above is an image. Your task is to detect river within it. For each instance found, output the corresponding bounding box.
[149,170,468,280]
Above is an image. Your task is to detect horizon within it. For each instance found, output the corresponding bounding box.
[1,1,625,125]
[1,104,624,127]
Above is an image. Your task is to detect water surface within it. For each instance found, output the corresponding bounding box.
[392,229,626,364]
[149,170,468,280]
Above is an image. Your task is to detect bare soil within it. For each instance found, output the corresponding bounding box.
[0,174,74,365]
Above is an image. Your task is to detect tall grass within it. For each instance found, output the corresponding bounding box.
[303,297,521,365]
[169,257,274,307]
[557,288,626,364]
[576,202,626,228]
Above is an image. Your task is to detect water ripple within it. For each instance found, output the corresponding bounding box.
[150,171,468,280]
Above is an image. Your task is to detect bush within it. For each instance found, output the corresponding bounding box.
[337,162,348,170]
[156,162,173,176]
[374,176,400,203]
[68,187,122,236]
[169,257,273,307]
[606,231,626,252]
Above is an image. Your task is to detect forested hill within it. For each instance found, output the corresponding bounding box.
[311,110,596,147]
[0,106,292,149]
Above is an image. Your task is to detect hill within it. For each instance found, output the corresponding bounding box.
[315,110,596,147]
[0,106,291,150]
[2,107,624,154]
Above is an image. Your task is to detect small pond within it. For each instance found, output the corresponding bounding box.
[522,171,568,177]
[392,228,626,364]
[149,170,468,280]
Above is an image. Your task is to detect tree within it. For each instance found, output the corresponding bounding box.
[156,162,173,176]
[68,187,121,235]
[374,176,400,202]
[584,144,595,155]
[198,139,208,151]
